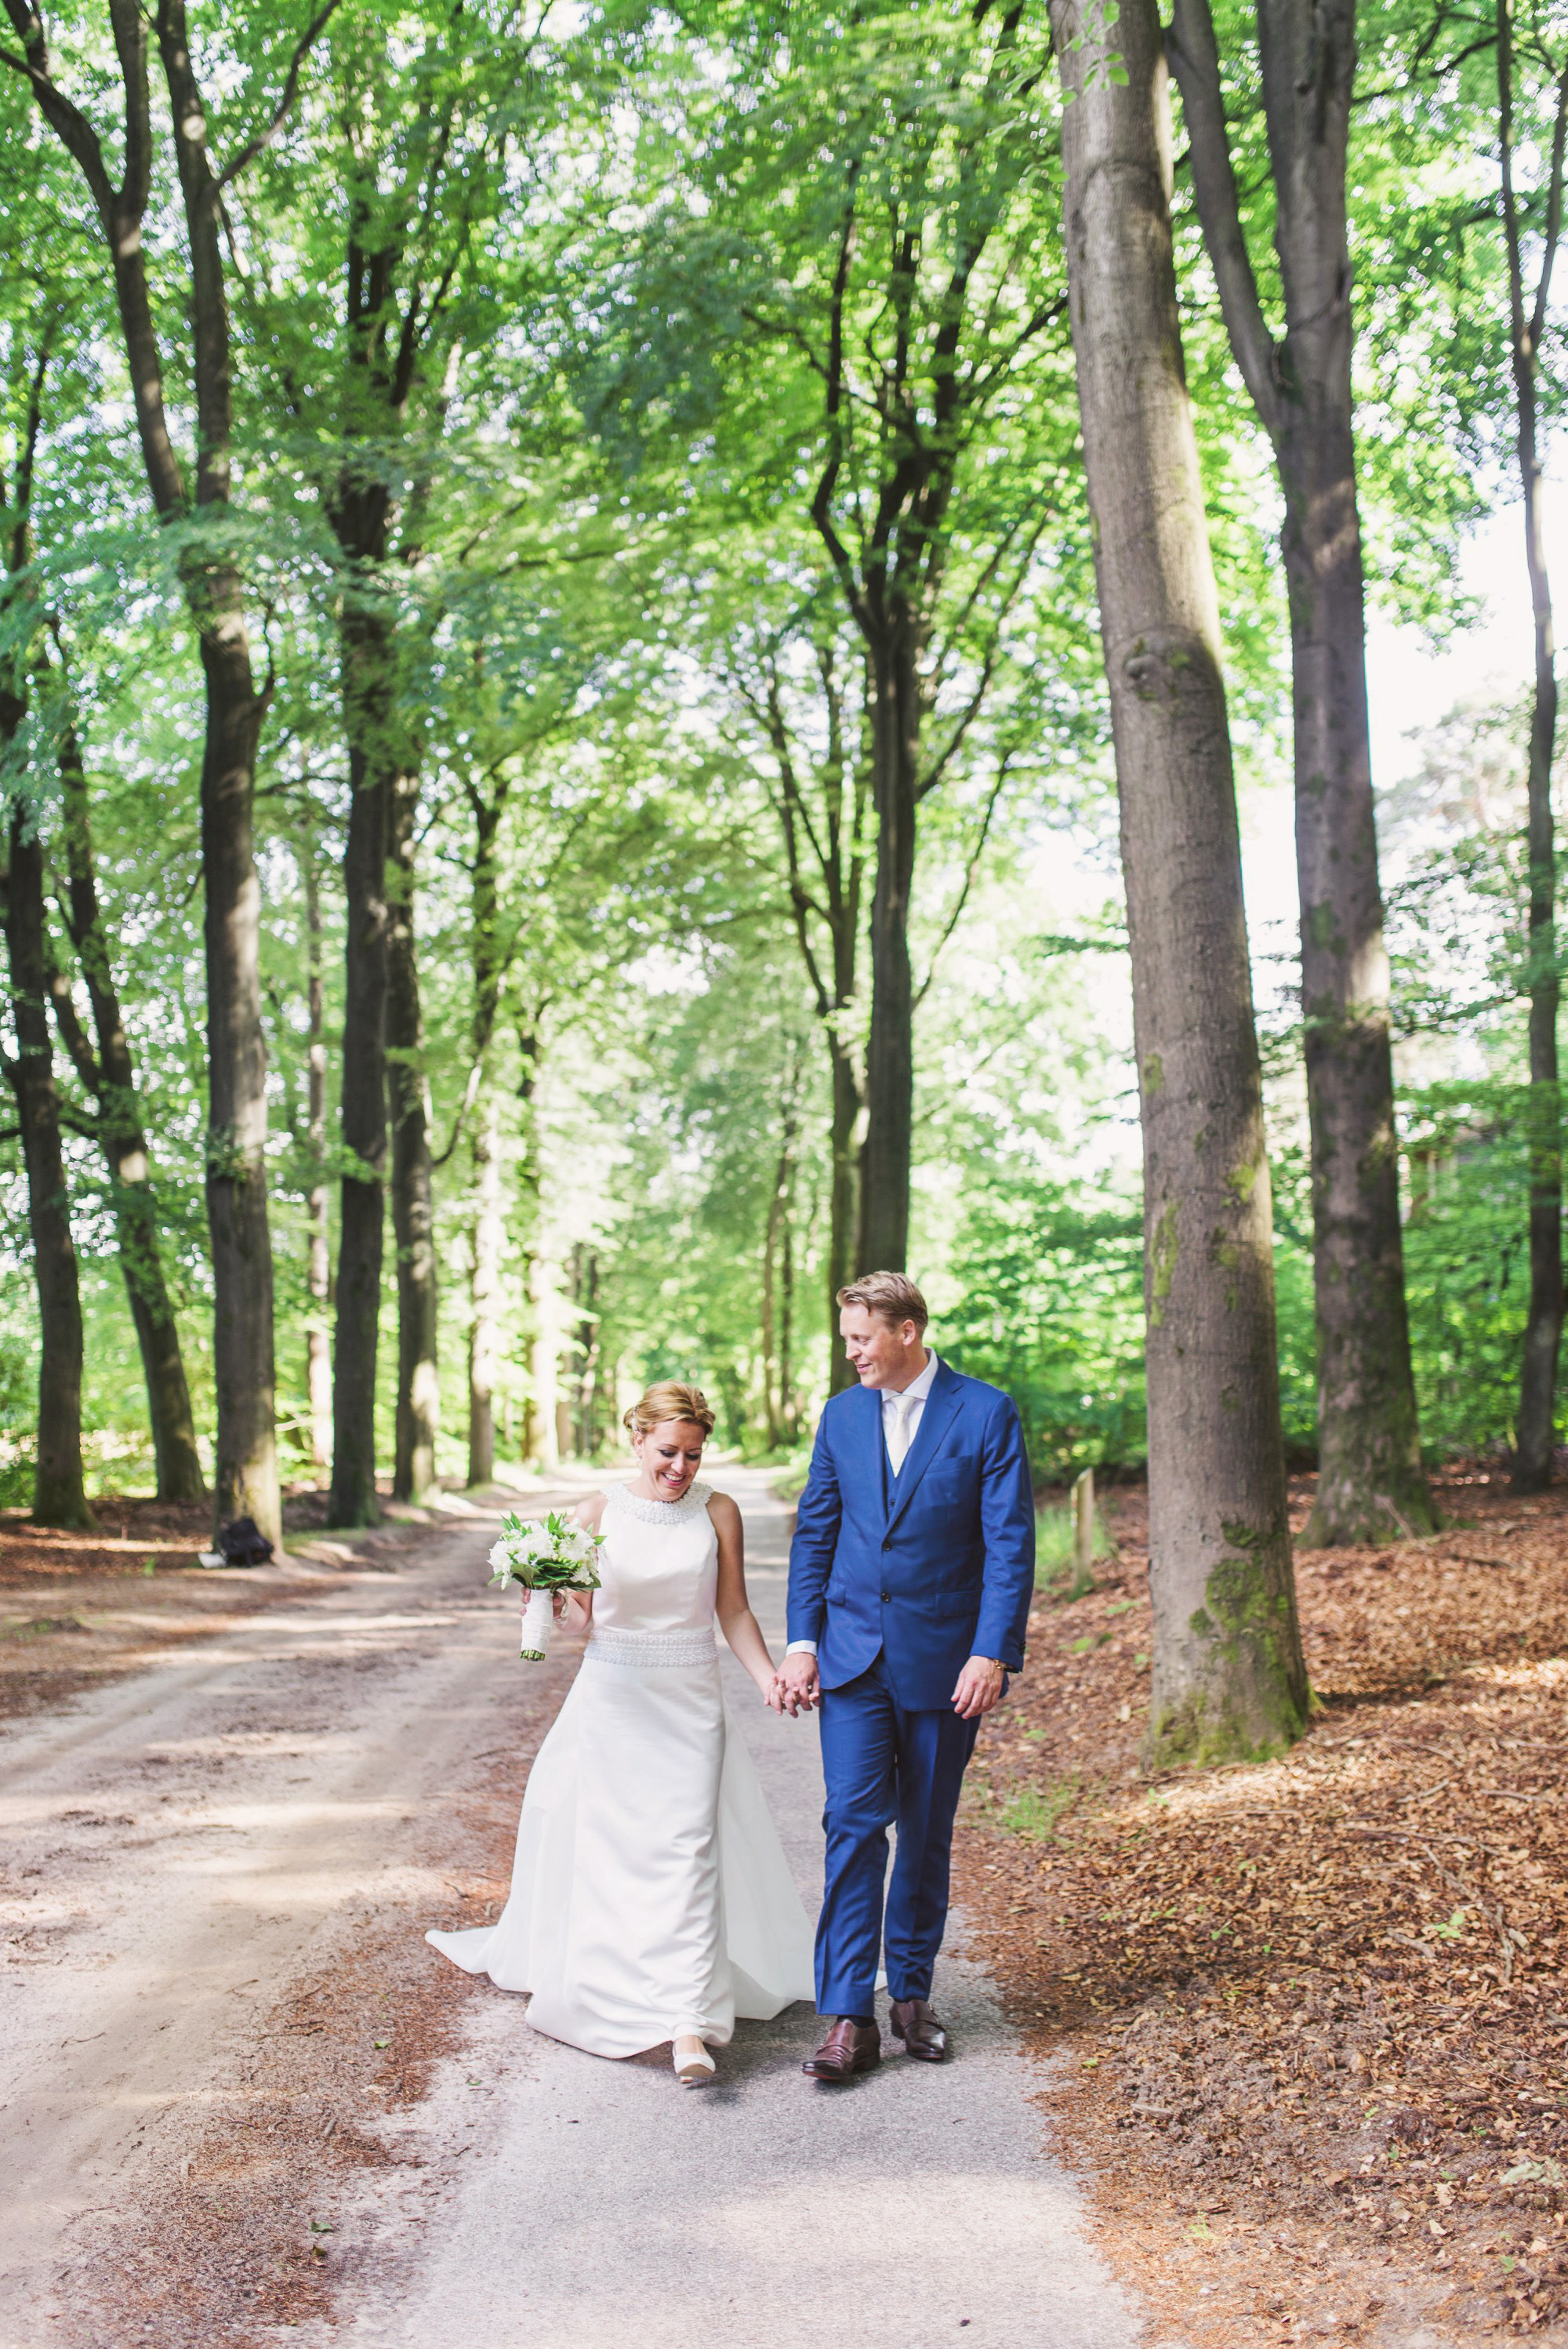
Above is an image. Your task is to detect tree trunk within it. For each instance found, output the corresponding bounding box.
[159,3,280,1548]
[826,1033,861,1392]
[1512,370,1562,1489]
[857,630,920,1274]
[15,0,286,1548]
[529,1261,561,1472]
[1498,0,1567,1490]
[2,808,92,1529]
[303,837,332,1470]
[1049,0,1308,1763]
[516,1019,556,1466]
[56,719,204,1501]
[1167,0,1434,1545]
[389,767,438,1503]
[467,1094,503,1488]
[327,604,392,1527]
[198,583,280,1544]
[780,1171,797,1440]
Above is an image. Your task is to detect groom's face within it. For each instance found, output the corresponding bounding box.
[840,1305,924,1389]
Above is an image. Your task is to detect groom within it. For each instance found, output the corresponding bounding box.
[780,1272,1034,2081]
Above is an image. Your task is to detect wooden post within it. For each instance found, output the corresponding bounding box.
[1072,1466,1095,1596]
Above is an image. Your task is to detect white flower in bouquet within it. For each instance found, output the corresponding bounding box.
[487,1509,604,1659]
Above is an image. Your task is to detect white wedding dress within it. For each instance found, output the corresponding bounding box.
[426,1479,815,2056]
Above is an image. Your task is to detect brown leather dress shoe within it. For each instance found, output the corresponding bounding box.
[889,1997,949,2061]
[802,2017,882,2081]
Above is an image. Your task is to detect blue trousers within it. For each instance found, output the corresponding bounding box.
[815,1653,979,2017]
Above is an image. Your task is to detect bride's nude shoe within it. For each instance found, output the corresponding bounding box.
[673,2035,716,2087]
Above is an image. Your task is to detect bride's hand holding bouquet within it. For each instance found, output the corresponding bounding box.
[488,1510,604,1659]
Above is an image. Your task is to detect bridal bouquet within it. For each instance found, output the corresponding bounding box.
[487,1510,604,1660]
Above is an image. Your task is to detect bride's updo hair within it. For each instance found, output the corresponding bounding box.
[623,1380,716,1440]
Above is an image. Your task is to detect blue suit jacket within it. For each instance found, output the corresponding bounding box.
[786,1360,1035,1712]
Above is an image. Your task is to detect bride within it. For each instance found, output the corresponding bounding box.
[426,1381,815,2085]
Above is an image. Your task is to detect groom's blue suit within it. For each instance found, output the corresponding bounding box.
[786,1358,1034,2018]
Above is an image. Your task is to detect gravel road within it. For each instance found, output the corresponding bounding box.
[0,1469,1146,2349]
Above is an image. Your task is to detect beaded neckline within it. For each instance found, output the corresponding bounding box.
[605,1478,713,1526]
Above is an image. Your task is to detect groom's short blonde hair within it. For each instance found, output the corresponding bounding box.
[837,1271,929,1331]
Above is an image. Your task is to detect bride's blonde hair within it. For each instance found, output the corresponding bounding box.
[623,1380,716,1440]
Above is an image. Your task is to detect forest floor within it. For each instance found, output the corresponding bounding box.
[953,1466,1568,2346]
[9,1462,1568,2345]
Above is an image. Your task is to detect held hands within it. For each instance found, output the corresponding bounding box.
[769,1651,820,1717]
[951,1655,1006,1720]
[764,1653,1002,1716]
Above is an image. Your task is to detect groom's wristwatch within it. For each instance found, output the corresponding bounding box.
[972,1656,1006,1672]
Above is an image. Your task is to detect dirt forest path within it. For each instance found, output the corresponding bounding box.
[0,1468,1146,2349]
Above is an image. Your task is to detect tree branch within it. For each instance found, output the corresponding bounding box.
[216,0,346,188]
[1165,0,1287,448]
[912,752,1012,1008]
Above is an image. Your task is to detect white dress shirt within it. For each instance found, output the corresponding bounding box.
[786,1352,939,1658]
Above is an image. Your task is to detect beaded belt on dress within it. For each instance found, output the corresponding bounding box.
[584,1625,719,1671]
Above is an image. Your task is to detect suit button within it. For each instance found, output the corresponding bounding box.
[880,1591,891,1602]
[880,1539,891,1551]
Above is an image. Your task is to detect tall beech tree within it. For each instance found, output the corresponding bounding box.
[772,13,1064,1273]
[50,700,204,1500]
[1047,0,1308,1759]
[1,309,201,1505]
[1167,0,1435,1544]
[1494,0,1568,1489]
[241,7,524,1518]
[0,0,341,1546]
[387,759,438,1501]
[0,397,89,1526]
[593,0,1076,1274]
[735,626,868,1389]
[0,801,91,1528]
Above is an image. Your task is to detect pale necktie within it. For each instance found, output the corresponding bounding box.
[887,1389,919,1475]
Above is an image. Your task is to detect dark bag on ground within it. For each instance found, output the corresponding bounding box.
[217,1516,274,1567]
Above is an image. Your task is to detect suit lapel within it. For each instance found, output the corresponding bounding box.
[884,1360,963,1537]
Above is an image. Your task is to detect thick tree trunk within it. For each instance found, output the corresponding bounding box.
[389,767,438,1503]
[2,808,92,1529]
[327,604,393,1527]
[1167,0,1433,1545]
[857,630,920,1274]
[197,585,280,1544]
[56,721,204,1502]
[467,1095,503,1488]
[303,840,332,1470]
[1499,2,1566,1489]
[1050,0,1308,1762]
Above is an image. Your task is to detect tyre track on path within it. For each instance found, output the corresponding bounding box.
[0,1490,579,2346]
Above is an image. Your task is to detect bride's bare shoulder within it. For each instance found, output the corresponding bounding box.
[704,1487,741,1529]
[572,1490,610,1530]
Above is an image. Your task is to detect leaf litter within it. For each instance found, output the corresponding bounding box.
[953,1467,1568,2344]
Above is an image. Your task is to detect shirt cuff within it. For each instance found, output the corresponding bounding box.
[785,1639,818,1657]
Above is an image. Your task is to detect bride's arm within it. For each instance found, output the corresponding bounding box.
[562,1493,606,1626]
[711,1494,782,1705]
